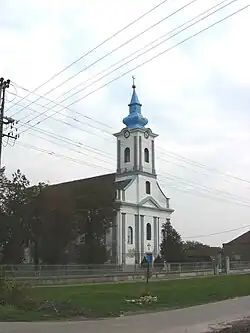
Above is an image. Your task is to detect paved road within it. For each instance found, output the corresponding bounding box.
[1,296,250,333]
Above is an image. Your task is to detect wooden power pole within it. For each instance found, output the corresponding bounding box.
[0,78,18,168]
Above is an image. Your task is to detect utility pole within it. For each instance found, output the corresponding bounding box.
[0,77,18,168]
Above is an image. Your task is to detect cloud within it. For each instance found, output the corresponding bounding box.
[1,0,250,247]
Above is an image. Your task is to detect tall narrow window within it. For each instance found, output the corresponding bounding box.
[146,223,152,241]
[124,147,130,163]
[144,148,149,163]
[146,181,151,194]
[127,226,133,244]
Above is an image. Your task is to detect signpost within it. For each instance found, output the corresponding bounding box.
[145,252,152,286]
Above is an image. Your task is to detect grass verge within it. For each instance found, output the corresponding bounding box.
[1,274,250,321]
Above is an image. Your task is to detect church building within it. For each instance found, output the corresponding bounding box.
[41,81,174,266]
[108,80,174,265]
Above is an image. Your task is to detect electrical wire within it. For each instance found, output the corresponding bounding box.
[7,89,250,187]
[5,83,18,103]
[15,0,231,127]
[6,0,171,113]
[14,136,250,208]
[159,174,250,206]
[23,125,250,199]
[16,141,113,172]
[21,123,250,204]
[8,95,250,191]
[18,3,249,135]
[18,0,232,125]
[157,149,250,185]
[182,224,250,240]
[7,91,113,134]
[14,0,200,122]
[10,140,250,242]
[43,0,229,109]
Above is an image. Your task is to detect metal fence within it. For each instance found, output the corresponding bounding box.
[230,261,250,271]
[0,262,214,278]
[0,261,248,284]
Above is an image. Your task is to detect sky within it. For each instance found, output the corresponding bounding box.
[1,0,250,247]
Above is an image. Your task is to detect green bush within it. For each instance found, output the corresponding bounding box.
[0,270,33,309]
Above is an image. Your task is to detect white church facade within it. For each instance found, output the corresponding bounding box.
[108,81,174,265]
[25,81,175,266]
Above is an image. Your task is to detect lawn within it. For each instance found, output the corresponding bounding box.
[1,274,250,321]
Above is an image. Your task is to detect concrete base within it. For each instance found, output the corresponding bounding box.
[16,270,216,286]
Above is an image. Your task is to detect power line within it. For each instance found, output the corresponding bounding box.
[8,90,250,190]
[8,89,250,188]
[182,224,250,240]
[9,0,231,134]
[0,78,19,167]
[7,1,210,126]
[7,91,113,134]
[14,0,199,123]
[15,0,230,128]
[26,131,114,165]
[44,0,229,109]
[158,172,250,205]
[6,0,170,114]
[158,149,250,185]
[22,123,250,204]
[15,137,250,208]
[162,177,250,208]
[17,141,113,172]
[19,2,248,135]
[22,124,250,201]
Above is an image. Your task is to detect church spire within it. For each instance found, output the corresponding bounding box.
[123,76,148,129]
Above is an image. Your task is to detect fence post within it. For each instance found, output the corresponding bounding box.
[225,256,230,274]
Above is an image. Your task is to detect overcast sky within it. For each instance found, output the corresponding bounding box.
[1,0,250,247]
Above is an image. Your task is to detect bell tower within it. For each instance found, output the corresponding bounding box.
[113,78,158,178]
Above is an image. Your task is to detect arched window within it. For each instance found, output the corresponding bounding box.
[146,223,152,241]
[144,148,149,163]
[127,226,133,244]
[146,181,151,194]
[124,147,130,163]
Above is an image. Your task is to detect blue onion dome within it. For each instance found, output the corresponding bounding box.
[123,81,148,129]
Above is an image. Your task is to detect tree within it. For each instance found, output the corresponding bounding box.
[160,220,184,262]
[0,168,8,215]
[73,190,116,264]
[36,189,76,265]
[4,169,30,216]
[183,240,210,251]
[19,183,76,265]
[74,206,114,264]
[0,169,29,264]
[0,215,24,264]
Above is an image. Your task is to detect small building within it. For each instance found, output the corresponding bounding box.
[223,230,250,261]
[185,247,221,262]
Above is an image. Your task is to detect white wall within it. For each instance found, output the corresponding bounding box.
[119,131,138,173]
[141,135,154,174]
[124,174,169,208]
[116,205,172,265]
[113,127,173,265]
[117,128,156,175]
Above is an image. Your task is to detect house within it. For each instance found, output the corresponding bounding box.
[40,81,175,265]
[185,247,221,262]
[223,230,250,261]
